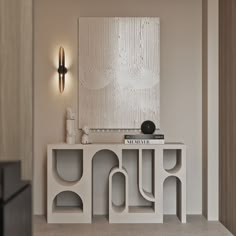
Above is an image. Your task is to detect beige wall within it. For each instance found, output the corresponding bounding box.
[34,0,202,215]
[0,0,33,180]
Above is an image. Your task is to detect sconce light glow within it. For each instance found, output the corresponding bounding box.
[57,47,68,93]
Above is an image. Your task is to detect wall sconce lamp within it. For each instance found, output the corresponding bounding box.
[57,47,68,93]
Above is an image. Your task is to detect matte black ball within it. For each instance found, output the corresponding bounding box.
[141,120,156,134]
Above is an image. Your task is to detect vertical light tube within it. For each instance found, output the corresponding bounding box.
[58,47,67,93]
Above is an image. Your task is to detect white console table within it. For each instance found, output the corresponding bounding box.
[47,143,186,224]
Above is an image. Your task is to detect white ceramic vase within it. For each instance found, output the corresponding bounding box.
[66,119,76,144]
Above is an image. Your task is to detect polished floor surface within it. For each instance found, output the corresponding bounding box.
[34,215,233,236]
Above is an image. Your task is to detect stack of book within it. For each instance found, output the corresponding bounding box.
[124,134,165,145]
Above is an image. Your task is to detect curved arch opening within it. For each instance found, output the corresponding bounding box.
[163,149,182,174]
[122,149,154,213]
[163,176,182,219]
[111,172,126,212]
[140,149,155,201]
[92,149,120,161]
[53,191,83,213]
[52,149,83,184]
[92,150,119,219]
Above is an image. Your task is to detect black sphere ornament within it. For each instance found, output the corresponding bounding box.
[141,120,156,134]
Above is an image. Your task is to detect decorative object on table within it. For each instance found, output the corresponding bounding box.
[66,107,76,144]
[78,17,160,129]
[57,47,68,93]
[124,134,164,145]
[81,126,90,144]
[141,120,156,134]
[66,107,75,120]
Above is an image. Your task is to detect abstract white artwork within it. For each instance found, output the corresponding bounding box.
[78,17,160,129]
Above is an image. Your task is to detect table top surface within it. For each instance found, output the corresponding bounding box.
[48,142,186,149]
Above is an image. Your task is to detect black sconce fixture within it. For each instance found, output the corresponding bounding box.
[58,47,68,93]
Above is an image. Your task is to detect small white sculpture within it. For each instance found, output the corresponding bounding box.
[81,126,90,144]
[66,107,76,120]
[66,107,76,144]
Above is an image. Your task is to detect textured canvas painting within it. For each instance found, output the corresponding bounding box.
[78,17,160,129]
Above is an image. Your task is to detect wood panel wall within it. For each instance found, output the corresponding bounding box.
[219,0,236,234]
[0,0,33,180]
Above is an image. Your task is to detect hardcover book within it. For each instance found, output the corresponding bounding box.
[124,139,165,145]
[124,134,164,140]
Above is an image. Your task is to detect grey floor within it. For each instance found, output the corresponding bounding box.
[34,215,233,236]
